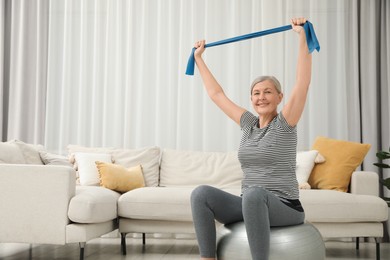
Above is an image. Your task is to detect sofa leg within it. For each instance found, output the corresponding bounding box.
[142,233,146,245]
[121,233,127,255]
[29,244,33,258]
[79,242,86,260]
[355,237,359,250]
[375,237,381,260]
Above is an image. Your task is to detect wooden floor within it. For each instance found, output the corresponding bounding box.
[1,237,389,260]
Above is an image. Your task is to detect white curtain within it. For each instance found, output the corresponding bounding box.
[0,0,4,139]
[0,0,49,143]
[358,0,390,195]
[43,0,355,154]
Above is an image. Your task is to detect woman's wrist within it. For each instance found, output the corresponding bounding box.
[194,55,203,62]
[298,29,307,43]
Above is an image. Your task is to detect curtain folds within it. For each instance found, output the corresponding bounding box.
[0,0,4,140]
[0,1,389,176]
[44,0,355,153]
[1,0,49,143]
[357,0,390,198]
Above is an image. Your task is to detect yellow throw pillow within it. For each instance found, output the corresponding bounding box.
[96,161,145,193]
[308,136,371,192]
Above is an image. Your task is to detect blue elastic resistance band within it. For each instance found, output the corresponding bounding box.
[185,21,320,76]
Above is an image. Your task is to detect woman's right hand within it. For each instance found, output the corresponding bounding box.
[194,40,206,59]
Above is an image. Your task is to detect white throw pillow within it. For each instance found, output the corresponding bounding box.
[67,144,115,170]
[296,150,319,186]
[74,152,112,186]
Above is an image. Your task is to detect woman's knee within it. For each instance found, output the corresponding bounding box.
[191,185,213,204]
[242,186,268,205]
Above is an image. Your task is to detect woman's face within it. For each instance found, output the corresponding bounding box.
[251,80,283,116]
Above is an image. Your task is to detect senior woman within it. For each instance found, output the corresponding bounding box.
[190,17,312,260]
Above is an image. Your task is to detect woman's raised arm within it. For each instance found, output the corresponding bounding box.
[194,40,246,126]
[281,18,313,127]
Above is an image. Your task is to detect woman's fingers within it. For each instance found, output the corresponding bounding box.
[194,40,206,58]
[194,40,205,49]
[291,17,307,26]
[291,17,306,33]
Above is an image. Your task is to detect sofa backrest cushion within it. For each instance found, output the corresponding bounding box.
[13,140,44,164]
[110,147,160,187]
[0,140,44,165]
[159,149,243,188]
[0,141,26,164]
[39,151,74,167]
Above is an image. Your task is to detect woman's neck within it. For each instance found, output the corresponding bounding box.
[258,112,278,128]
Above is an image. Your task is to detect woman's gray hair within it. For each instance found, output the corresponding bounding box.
[250,76,282,94]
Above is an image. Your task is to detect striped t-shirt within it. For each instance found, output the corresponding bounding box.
[238,110,299,200]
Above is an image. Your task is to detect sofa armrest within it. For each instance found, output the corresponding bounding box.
[0,164,76,245]
[350,171,379,196]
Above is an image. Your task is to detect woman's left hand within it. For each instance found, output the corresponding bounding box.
[291,17,306,33]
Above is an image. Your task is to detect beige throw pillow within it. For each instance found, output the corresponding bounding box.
[96,162,145,193]
[308,136,371,192]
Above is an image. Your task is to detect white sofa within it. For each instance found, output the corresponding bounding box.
[0,141,388,260]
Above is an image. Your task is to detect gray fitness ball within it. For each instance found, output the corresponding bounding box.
[217,222,325,260]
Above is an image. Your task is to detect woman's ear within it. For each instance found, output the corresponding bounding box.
[278,93,283,104]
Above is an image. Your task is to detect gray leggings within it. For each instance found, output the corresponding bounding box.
[190,185,305,260]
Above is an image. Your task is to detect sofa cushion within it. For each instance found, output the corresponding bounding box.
[110,147,160,187]
[39,151,74,167]
[0,140,45,165]
[68,186,120,223]
[300,189,388,222]
[12,140,44,165]
[308,137,371,192]
[118,187,241,221]
[0,141,26,164]
[159,149,243,188]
